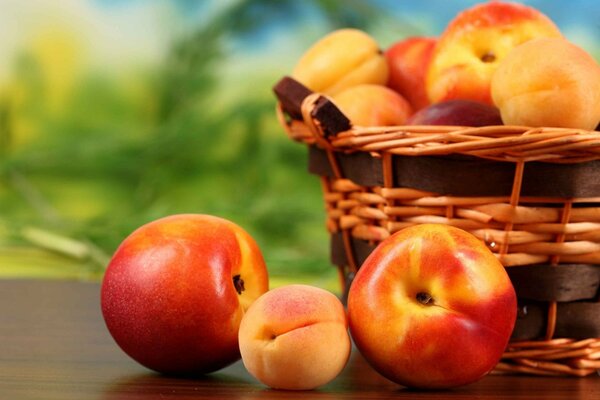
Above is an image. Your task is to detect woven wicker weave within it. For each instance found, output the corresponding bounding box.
[275,77,600,377]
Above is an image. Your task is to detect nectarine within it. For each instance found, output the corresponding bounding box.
[101,214,269,375]
[427,1,561,105]
[348,224,517,389]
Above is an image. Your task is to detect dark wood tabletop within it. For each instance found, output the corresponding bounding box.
[1,279,599,400]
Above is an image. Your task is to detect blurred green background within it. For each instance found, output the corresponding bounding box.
[1,0,599,292]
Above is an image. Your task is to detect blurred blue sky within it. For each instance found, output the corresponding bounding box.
[92,0,600,28]
[6,1,598,71]
[88,1,600,45]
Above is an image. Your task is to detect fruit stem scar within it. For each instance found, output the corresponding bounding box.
[233,275,245,295]
[480,51,496,63]
[416,292,434,306]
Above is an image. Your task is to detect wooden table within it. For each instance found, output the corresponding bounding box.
[0,280,598,399]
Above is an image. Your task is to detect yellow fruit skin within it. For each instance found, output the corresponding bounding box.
[491,38,600,130]
[292,29,388,96]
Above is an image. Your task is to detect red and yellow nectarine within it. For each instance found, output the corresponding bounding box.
[426,1,561,105]
[348,224,517,389]
[101,214,269,375]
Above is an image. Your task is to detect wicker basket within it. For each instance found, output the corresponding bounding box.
[274,76,600,377]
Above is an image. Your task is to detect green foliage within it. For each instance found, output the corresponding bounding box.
[0,1,386,289]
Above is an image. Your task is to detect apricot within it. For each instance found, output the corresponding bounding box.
[492,38,600,130]
[238,285,351,390]
[292,29,388,96]
[333,84,412,126]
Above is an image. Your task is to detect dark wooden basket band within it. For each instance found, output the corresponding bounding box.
[309,146,600,198]
[508,265,600,302]
[513,301,600,340]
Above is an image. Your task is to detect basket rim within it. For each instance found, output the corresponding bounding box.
[274,76,600,164]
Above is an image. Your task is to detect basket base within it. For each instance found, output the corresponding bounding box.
[497,338,600,377]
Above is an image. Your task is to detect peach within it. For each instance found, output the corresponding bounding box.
[385,36,437,111]
[427,1,561,105]
[332,84,412,126]
[101,214,269,375]
[492,37,600,130]
[348,224,517,389]
[238,284,351,390]
[292,29,388,96]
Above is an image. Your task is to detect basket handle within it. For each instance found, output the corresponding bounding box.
[273,76,351,138]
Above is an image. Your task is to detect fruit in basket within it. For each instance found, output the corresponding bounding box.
[385,36,437,111]
[406,99,502,126]
[426,1,562,105]
[292,28,388,96]
[332,84,412,126]
[238,284,351,390]
[347,224,517,389]
[492,37,600,130]
[101,214,269,375]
